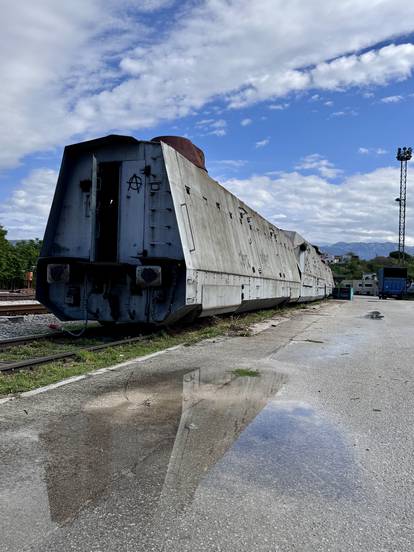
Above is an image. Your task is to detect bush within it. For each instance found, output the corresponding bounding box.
[0,225,42,289]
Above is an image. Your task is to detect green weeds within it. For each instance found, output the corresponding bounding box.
[0,302,320,396]
[232,368,260,377]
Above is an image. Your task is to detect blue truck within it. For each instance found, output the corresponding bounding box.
[377,267,408,299]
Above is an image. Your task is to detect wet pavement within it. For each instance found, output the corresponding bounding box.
[1,297,414,551]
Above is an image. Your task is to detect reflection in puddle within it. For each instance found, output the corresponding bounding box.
[209,400,355,500]
[2,368,359,551]
[40,367,286,528]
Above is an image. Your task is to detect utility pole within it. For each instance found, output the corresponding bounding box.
[396,147,412,265]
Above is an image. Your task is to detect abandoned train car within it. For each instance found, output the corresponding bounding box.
[36,135,334,325]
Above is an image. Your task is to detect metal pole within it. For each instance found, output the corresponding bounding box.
[396,147,412,265]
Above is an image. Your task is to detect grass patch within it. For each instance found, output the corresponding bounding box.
[232,368,260,377]
[0,301,322,397]
[0,337,102,362]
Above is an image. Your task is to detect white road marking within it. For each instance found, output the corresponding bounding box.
[1,345,183,405]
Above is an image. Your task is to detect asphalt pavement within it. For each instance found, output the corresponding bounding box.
[1,296,413,551]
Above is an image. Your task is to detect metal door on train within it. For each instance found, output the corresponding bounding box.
[118,160,148,263]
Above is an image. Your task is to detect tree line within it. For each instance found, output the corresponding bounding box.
[331,250,414,281]
[0,225,42,289]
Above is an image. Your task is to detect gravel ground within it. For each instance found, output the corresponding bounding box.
[0,314,79,339]
[0,300,42,306]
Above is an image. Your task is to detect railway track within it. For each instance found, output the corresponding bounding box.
[0,293,36,302]
[0,334,155,373]
[0,332,63,349]
[0,303,49,316]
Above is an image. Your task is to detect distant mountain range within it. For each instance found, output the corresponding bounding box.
[318,242,414,260]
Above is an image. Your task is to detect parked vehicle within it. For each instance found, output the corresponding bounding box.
[36,135,334,325]
[377,267,408,299]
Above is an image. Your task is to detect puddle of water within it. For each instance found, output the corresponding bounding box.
[6,366,284,536]
[205,400,355,501]
[1,365,358,551]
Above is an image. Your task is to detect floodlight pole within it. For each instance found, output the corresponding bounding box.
[396,147,412,265]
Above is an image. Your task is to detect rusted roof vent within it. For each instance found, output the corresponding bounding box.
[151,135,207,171]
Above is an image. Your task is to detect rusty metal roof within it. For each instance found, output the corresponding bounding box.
[151,135,207,171]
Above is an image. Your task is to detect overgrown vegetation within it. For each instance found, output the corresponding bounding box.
[0,302,319,396]
[331,250,414,281]
[0,225,42,289]
[232,368,260,377]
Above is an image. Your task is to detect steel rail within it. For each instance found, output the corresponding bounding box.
[0,303,48,316]
[0,332,63,350]
[0,294,36,302]
[0,334,153,373]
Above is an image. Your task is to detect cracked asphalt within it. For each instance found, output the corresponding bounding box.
[1,296,413,551]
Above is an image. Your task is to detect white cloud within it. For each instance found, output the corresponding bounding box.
[324,100,333,106]
[0,168,58,239]
[2,1,414,168]
[268,103,289,110]
[329,108,358,117]
[381,95,403,103]
[309,44,414,90]
[241,118,252,126]
[295,154,342,179]
[223,166,408,244]
[212,159,247,168]
[358,147,389,155]
[255,138,270,148]
[209,129,226,137]
[196,118,227,136]
[135,0,176,12]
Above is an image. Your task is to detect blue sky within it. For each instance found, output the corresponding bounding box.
[1,0,414,244]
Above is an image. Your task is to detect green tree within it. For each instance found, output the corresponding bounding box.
[0,227,42,288]
[0,225,13,283]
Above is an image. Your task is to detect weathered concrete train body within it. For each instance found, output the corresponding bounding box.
[36,135,334,325]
